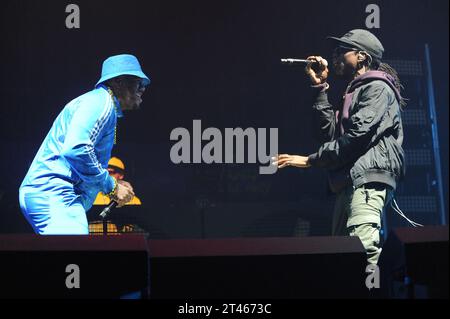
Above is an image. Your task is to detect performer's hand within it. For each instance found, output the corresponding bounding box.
[115,181,135,207]
[305,56,329,85]
[272,154,311,169]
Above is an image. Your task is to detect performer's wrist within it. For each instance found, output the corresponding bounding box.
[311,82,329,92]
[307,153,318,167]
[106,177,118,199]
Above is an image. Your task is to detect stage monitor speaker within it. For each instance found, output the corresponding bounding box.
[148,236,368,299]
[378,225,449,299]
[0,235,150,299]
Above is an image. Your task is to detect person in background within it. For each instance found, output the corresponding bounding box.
[93,157,142,206]
[90,156,143,234]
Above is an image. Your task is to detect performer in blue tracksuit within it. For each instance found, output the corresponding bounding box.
[19,54,150,234]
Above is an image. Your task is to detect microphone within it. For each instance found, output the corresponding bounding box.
[281,58,328,67]
[280,58,312,65]
[99,201,118,218]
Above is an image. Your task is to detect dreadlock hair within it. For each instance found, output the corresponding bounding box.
[368,57,408,108]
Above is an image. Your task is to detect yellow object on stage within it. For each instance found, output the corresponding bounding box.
[108,156,125,170]
[88,221,119,234]
[88,221,139,235]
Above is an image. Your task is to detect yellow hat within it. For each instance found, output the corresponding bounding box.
[108,157,125,170]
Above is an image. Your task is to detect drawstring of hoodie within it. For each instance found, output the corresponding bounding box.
[390,197,424,227]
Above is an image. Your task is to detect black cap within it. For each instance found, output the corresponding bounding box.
[327,29,384,61]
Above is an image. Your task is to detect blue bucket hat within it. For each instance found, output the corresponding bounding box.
[96,54,151,87]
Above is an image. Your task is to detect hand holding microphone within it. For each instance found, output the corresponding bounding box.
[304,56,329,85]
[99,180,135,218]
[109,180,135,208]
[281,56,329,85]
[115,180,135,207]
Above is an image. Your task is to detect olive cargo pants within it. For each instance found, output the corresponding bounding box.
[332,183,393,265]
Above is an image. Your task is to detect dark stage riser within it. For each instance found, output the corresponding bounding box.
[148,237,368,299]
[6,231,448,299]
[379,225,449,299]
[0,235,150,299]
[0,235,368,299]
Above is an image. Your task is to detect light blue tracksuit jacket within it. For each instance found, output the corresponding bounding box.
[19,85,122,234]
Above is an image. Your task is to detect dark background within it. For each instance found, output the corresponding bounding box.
[0,0,448,237]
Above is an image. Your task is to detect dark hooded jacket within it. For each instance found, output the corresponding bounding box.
[308,71,405,193]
